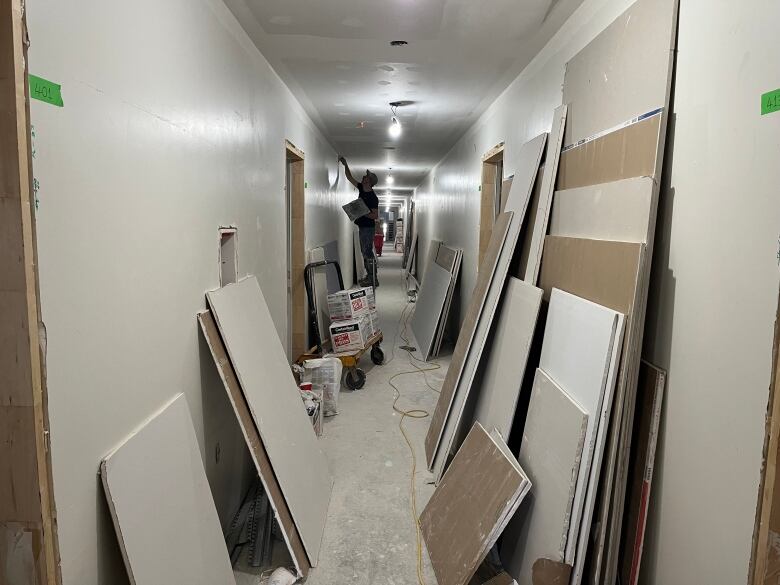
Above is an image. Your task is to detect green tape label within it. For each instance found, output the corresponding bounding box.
[29,75,63,107]
[762,88,780,116]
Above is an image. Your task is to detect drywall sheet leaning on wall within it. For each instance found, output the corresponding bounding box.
[524,104,568,285]
[562,0,678,147]
[207,277,332,566]
[433,249,463,357]
[411,260,454,361]
[550,177,654,244]
[421,423,531,585]
[198,311,309,577]
[353,227,365,281]
[422,240,443,284]
[501,368,588,585]
[435,244,459,273]
[100,394,235,585]
[430,134,547,480]
[425,213,513,467]
[468,277,542,441]
[618,361,666,585]
[539,289,624,573]
[538,237,644,585]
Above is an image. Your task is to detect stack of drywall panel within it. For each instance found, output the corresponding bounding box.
[549,0,678,581]
[425,133,546,483]
[411,243,463,360]
[206,277,333,571]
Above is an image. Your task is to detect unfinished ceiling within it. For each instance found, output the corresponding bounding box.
[224,0,584,193]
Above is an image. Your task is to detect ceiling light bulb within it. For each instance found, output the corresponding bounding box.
[388,117,402,138]
[387,175,395,185]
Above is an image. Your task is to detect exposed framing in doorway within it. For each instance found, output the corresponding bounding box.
[750,288,780,585]
[1,1,61,583]
[285,141,306,362]
[478,142,504,265]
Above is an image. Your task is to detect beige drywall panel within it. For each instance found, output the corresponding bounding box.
[469,277,542,441]
[28,0,355,581]
[100,394,235,585]
[207,277,332,565]
[550,177,654,243]
[524,104,568,284]
[421,423,530,585]
[501,369,588,585]
[562,0,677,145]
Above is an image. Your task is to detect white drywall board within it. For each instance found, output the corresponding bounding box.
[550,177,654,244]
[539,288,623,567]
[431,134,546,481]
[524,104,568,285]
[411,261,456,361]
[562,0,679,146]
[469,277,542,441]
[308,247,330,348]
[206,277,332,565]
[433,250,463,357]
[501,369,588,585]
[435,244,459,273]
[100,394,235,585]
[422,240,444,284]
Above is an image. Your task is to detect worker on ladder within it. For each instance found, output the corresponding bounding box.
[339,156,380,287]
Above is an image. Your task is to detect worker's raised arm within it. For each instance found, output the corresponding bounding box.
[339,156,359,188]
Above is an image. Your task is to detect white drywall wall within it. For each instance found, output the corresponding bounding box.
[415,0,780,583]
[27,0,353,583]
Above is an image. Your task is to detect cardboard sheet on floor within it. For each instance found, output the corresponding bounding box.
[100,394,235,585]
[411,260,454,360]
[207,277,332,566]
[539,289,624,575]
[421,423,531,585]
[425,213,513,467]
[618,361,666,585]
[433,248,463,357]
[431,134,547,481]
[550,177,654,244]
[501,369,588,584]
[198,311,309,577]
[524,104,568,285]
[468,277,542,441]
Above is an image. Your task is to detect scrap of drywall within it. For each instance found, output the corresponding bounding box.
[421,423,531,585]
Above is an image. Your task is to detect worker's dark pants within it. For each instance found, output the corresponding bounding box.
[358,226,378,284]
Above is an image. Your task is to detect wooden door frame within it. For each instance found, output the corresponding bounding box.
[1,1,61,583]
[751,288,780,585]
[479,142,504,265]
[285,141,306,363]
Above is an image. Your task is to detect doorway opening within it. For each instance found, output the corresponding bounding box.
[479,142,505,265]
[285,140,306,362]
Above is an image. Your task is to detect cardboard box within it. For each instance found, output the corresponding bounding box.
[368,309,380,337]
[328,288,369,321]
[329,318,370,353]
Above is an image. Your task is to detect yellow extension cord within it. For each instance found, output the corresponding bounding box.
[383,289,442,585]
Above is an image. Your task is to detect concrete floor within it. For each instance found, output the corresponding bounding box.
[236,248,449,584]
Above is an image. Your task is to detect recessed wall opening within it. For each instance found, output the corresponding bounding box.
[286,140,306,363]
[219,227,238,287]
[479,142,505,266]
